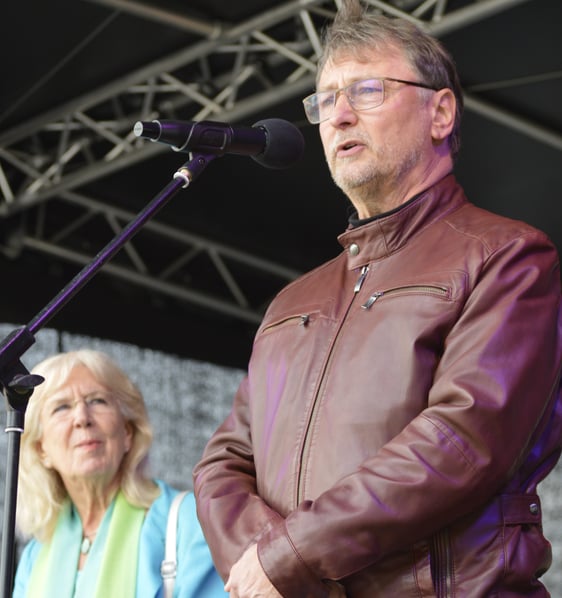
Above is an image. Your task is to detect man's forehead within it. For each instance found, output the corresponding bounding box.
[318,48,409,86]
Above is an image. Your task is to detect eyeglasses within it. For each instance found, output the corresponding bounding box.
[302,77,439,124]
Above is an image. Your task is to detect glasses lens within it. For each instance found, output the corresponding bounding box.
[302,95,316,124]
[303,78,386,124]
[348,79,384,110]
[303,91,334,124]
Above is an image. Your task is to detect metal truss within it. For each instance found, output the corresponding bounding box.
[0,0,559,324]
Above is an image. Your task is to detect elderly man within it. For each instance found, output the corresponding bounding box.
[194,1,562,596]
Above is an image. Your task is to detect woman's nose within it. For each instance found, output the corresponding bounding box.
[73,401,92,427]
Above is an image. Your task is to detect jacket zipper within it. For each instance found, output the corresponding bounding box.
[360,281,453,594]
[361,284,449,310]
[431,528,453,597]
[354,265,369,292]
[296,265,369,504]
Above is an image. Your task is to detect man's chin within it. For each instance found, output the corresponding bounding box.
[334,172,377,197]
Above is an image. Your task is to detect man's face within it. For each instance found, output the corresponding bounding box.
[317,46,435,210]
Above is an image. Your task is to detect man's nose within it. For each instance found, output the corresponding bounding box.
[330,91,357,124]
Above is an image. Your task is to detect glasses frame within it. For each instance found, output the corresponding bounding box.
[302,76,439,124]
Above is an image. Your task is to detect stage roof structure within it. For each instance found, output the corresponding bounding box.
[1,0,560,368]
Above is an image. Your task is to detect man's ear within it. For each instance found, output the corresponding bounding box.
[431,88,456,142]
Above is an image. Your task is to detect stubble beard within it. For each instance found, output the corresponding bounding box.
[329,132,426,206]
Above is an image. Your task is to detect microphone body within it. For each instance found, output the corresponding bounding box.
[133,118,304,170]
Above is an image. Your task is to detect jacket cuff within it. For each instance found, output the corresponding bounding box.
[257,523,329,597]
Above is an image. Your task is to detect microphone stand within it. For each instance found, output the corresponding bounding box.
[0,152,216,597]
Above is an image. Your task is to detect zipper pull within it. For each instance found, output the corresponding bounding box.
[361,291,384,310]
[354,265,369,293]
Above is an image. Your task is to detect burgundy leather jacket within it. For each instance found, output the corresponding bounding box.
[194,174,562,597]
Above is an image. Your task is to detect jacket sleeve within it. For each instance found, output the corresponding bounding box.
[193,376,289,579]
[195,231,562,596]
[194,381,335,596]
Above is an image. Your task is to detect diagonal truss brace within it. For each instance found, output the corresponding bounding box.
[13,190,302,324]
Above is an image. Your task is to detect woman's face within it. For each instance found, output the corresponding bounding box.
[37,364,133,492]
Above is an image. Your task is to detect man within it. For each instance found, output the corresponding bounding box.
[193,1,562,596]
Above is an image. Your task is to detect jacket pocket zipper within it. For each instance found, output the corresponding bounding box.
[260,313,313,335]
[361,284,449,310]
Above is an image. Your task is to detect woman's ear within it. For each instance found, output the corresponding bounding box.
[37,442,52,468]
[124,421,133,454]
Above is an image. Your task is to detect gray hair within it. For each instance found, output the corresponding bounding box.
[317,0,464,161]
[17,349,159,542]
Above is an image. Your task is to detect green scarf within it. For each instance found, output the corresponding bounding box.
[27,491,145,598]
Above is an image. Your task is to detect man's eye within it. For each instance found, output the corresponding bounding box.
[354,82,379,97]
[318,93,334,109]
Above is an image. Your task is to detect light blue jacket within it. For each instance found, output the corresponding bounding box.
[13,480,228,598]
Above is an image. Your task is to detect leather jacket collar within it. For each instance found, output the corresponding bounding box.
[338,173,466,269]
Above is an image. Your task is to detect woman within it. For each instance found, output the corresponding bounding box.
[13,349,227,598]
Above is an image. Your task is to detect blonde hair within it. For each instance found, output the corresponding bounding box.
[317,0,464,161]
[17,349,159,542]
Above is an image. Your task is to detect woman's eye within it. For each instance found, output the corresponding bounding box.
[52,403,69,414]
[89,397,108,406]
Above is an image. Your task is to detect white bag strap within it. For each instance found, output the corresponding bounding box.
[161,490,188,598]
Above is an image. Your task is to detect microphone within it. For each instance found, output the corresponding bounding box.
[133,118,305,170]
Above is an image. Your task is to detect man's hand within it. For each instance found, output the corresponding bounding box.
[225,543,282,598]
[225,543,347,597]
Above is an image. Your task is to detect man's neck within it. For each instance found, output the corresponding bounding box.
[349,156,453,219]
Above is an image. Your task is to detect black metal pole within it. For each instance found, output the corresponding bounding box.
[0,411,24,596]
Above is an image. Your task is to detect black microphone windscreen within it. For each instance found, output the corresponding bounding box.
[252,119,305,169]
